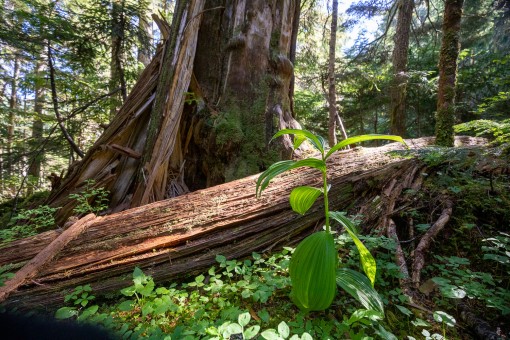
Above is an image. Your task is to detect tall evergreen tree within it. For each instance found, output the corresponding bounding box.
[435,0,464,146]
[388,0,414,136]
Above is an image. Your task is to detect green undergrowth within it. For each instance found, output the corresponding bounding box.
[51,233,479,340]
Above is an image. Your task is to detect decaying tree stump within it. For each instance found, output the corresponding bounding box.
[0,137,488,311]
[44,0,304,225]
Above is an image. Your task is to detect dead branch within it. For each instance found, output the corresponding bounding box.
[411,200,453,286]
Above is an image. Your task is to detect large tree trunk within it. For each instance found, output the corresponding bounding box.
[186,0,302,188]
[435,0,464,147]
[0,136,488,311]
[389,0,414,137]
[44,0,301,225]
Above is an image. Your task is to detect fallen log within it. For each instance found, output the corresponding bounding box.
[0,137,486,311]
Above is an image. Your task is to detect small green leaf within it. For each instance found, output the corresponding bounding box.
[411,318,431,327]
[118,300,135,311]
[258,309,270,323]
[256,159,326,197]
[132,267,145,285]
[238,312,251,327]
[301,333,313,340]
[330,212,377,287]
[278,321,290,338]
[336,268,384,314]
[272,129,325,154]
[326,134,406,159]
[215,254,226,263]
[289,186,322,215]
[395,305,413,317]
[226,323,243,336]
[55,307,78,320]
[77,305,99,321]
[346,309,383,325]
[244,325,260,339]
[261,329,280,340]
[433,311,456,327]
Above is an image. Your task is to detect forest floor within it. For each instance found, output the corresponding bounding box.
[0,143,509,339]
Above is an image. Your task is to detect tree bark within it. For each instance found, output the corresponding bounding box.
[435,0,464,147]
[188,0,303,187]
[389,0,414,137]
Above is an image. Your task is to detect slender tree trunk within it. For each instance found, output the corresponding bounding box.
[27,59,46,195]
[109,0,127,119]
[47,42,84,158]
[327,0,348,146]
[389,0,414,137]
[435,0,464,147]
[137,0,152,67]
[6,56,20,191]
[328,0,339,146]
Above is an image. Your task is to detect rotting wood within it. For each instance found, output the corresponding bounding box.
[0,214,96,303]
[0,137,487,311]
[411,200,453,286]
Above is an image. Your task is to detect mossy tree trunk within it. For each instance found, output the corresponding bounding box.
[389,0,414,137]
[183,0,302,188]
[435,0,464,147]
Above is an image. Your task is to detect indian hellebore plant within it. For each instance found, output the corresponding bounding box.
[256,129,406,312]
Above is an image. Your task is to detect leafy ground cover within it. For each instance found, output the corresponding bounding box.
[45,225,508,339]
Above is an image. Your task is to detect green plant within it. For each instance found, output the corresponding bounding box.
[455,119,510,146]
[55,284,98,320]
[0,205,59,244]
[256,129,406,311]
[69,179,110,215]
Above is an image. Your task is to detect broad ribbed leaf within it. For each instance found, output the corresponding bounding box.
[329,212,377,287]
[289,186,322,215]
[272,129,325,154]
[289,231,337,311]
[256,159,326,197]
[325,135,406,159]
[336,268,384,314]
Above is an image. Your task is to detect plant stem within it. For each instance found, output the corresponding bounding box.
[323,170,330,234]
